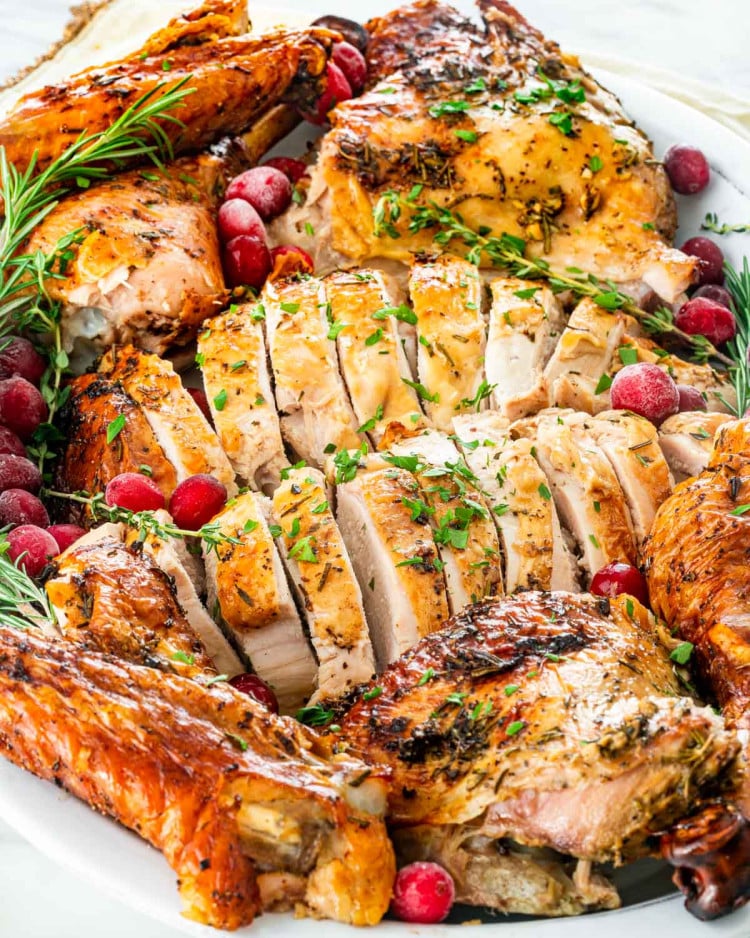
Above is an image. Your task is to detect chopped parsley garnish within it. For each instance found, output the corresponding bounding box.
[538,483,552,501]
[402,377,440,403]
[595,373,613,395]
[106,414,126,444]
[417,667,436,686]
[513,286,540,300]
[213,389,228,411]
[363,686,383,701]
[589,155,603,173]
[618,346,638,365]
[327,320,347,340]
[506,720,525,736]
[297,704,334,726]
[455,129,479,143]
[428,100,472,118]
[670,641,694,665]
[504,684,519,696]
[365,328,384,346]
[280,301,300,314]
[172,651,195,666]
[289,535,318,563]
[358,404,385,434]
[460,379,496,412]
[372,304,418,325]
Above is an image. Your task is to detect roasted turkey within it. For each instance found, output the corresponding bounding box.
[0,624,395,930]
[337,591,742,916]
[272,0,696,302]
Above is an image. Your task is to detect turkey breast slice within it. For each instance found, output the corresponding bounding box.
[485,279,564,421]
[204,492,317,713]
[270,467,375,701]
[198,302,289,492]
[409,255,487,431]
[335,463,449,671]
[657,411,733,482]
[263,275,362,467]
[453,412,578,593]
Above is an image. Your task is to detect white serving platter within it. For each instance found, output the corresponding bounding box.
[1,1,750,935]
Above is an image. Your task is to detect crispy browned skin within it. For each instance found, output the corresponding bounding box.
[53,373,178,522]
[0,27,335,173]
[45,537,216,678]
[644,418,750,729]
[0,626,395,930]
[339,592,737,862]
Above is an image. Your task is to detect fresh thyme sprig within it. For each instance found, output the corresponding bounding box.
[0,536,56,631]
[0,78,194,470]
[43,489,239,553]
[725,259,750,415]
[373,190,733,367]
[702,213,750,237]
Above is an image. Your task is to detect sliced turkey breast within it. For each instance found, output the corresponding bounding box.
[197,303,289,492]
[270,467,375,701]
[657,411,733,482]
[204,492,317,712]
[263,275,362,466]
[123,515,242,678]
[335,464,449,670]
[543,299,627,413]
[409,255,487,430]
[324,269,423,444]
[386,427,502,612]
[453,412,578,593]
[485,279,564,420]
[512,410,636,583]
[98,345,236,494]
[585,410,673,544]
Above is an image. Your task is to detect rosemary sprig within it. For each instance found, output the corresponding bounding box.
[725,259,750,415]
[44,489,240,553]
[703,213,750,237]
[373,190,732,367]
[0,78,194,470]
[0,536,56,631]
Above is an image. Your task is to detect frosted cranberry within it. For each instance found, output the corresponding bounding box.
[217,198,267,244]
[225,166,292,221]
[0,376,48,440]
[591,562,649,606]
[306,61,353,125]
[610,363,679,426]
[0,455,42,494]
[270,245,314,274]
[0,489,49,528]
[693,284,734,309]
[664,144,710,195]
[263,157,308,184]
[676,384,707,412]
[222,235,271,290]
[6,525,59,578]
[169,474,227,530]
[186,387,212,422]
[332,42,367,93]
[391,862,455,924]
[105,472,165,512]
[680,236,724,285]
[0,337,46,385]
[0,426,26,458]
[46,523,86,553]
[229,673,279,713]
[311,15,369,52]
[675,297,736,345]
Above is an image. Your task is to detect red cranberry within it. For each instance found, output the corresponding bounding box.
[270,245,314,275]
[186,387,212,422]
[105,472,165,513]
[590,562,649,606]
[46,523,86,553]
[0,376,48,440]
[391,862,455,924]
[0,489,49,528]
[169,474,227,530]
[217,198,267,245]
[0,454,42,494]
[228,673,280,713]
[693,284,734,309]
[262,157,308,184]
[676,384,707,412]
[663,144,710,195]
[675,297,736,346]
[225,166,292,221]
[332,42,367,93]
[222,235,272,290]
[610,363,679,426]
[306,61,353,125]
[0,337,46,385]
[0,426,27,458]
[680,236,724,285]
[6,525,59,578]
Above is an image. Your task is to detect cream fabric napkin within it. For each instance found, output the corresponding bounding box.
[582,51,750,143]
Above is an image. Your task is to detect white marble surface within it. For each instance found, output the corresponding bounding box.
[0,0,748,935]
